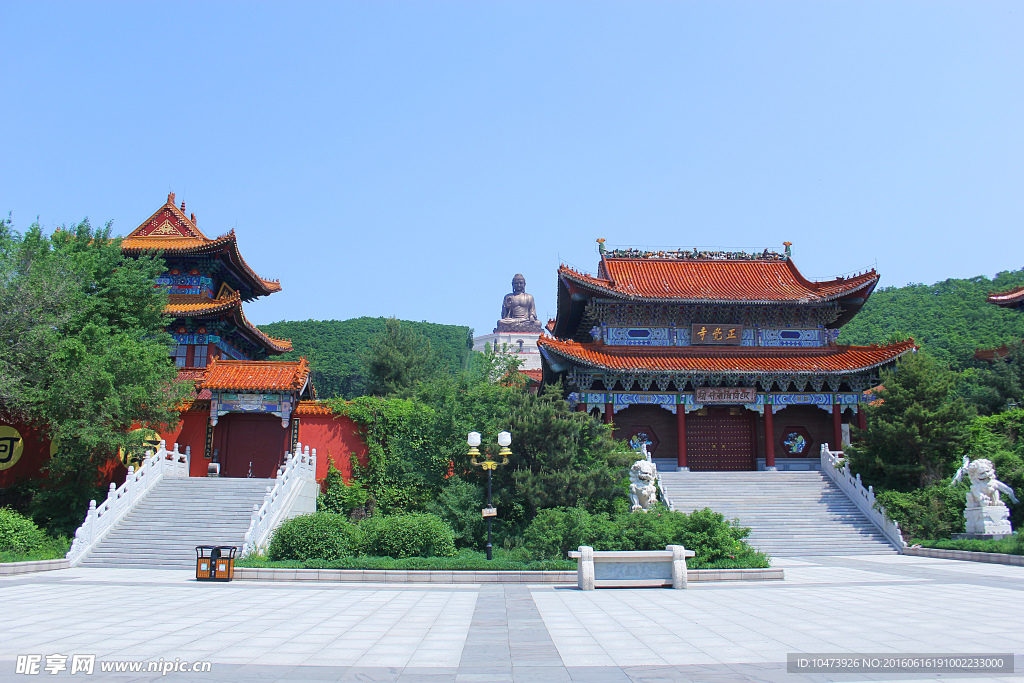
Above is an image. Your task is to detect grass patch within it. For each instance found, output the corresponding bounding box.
[913,533,1024,556]
[237,547,771,571]
[238,548,574,571]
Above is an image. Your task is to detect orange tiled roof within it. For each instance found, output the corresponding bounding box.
[164,291,293,354]
[166,291,243,316]
[520,368,543,383]
[122,194,282,296]
[200,358,311,392]
[974,344,1012,361]
[560,258,878,304]
[538,337,915,375]
[987,286,1024,308]
[295,400,334,416]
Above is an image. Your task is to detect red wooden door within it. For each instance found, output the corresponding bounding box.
[216,413,289,478]
[684,407,755,471]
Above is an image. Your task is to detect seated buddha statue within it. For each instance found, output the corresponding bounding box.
[495,274,542,333]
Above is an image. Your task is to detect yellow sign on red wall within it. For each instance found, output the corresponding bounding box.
[0,426,24,471]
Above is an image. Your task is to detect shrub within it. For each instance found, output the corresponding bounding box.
[0,507,47,554]
[317,461,369,517]
[874,484,966,540]
[522,507,612,560]
[521,505,769,567]
[356,513,456,558]
[267,513,356,561]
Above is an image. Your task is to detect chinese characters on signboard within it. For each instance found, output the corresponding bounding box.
[691,324,743,345]
[694,387,757,404]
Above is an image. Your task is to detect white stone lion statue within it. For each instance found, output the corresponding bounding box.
[953,457,1019,508]
[629,459,659,512]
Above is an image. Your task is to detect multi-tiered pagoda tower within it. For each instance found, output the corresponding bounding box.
[121,194,316,477]
[122,193,293,366]
[539,243,914,471]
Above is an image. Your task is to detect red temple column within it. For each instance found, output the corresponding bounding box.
[857,407,867,431]
[604,399,614,425]
[832,403,843,451]
[575,401,586,412]
[676,407,688,471]
[764,407,776,470]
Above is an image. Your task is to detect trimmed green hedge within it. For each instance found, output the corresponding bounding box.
[261,507,771,569]
[913,533,1024,556]
[357,513,456,558]
[267,511,457,562]
[268,513,357,562]
[522,505,771,568]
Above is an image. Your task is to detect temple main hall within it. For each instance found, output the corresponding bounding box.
[539,243,914,471]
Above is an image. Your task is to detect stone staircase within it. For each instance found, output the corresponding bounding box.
[658,471,898,556]
[78,477,274,569]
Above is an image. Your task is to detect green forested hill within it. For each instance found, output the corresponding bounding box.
[840,268,1024,368]
[259,317,473,398]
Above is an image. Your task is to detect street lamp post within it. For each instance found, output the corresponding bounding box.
[468,430,511,561]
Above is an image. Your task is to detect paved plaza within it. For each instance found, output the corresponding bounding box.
[0,555,1021,682]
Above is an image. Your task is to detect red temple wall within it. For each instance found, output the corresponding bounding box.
[155,409,210,477]
[1,417,125,491]
[610,405,679,461]
[297,414,368,483]
[774,405,836,457]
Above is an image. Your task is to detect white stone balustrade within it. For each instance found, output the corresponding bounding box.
[819,443,906,550]
[66,441,190,566]
[242,443,318,556]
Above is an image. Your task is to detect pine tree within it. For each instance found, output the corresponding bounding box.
[846,352,975,491]
[362,317,438,396]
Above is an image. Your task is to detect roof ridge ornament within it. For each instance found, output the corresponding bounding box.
[599,245,789,261]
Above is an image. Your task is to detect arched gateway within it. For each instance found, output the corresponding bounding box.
[539,243,914,471]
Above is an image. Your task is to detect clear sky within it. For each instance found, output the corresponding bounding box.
[2,2,1021,338]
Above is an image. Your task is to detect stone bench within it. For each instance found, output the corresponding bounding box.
[567,545,695,590]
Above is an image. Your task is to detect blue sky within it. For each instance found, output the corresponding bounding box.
[2,2,1021,338]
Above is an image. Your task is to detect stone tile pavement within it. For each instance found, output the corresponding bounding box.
[0,556,1021,682]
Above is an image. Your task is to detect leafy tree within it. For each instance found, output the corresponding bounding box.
[363,317,439,396]
[846,352,974,491]
[968,341,1024,415]
[258,317,473,398]
[840,269,1024,370]
[0,218,188,534]
[330,395,451,513]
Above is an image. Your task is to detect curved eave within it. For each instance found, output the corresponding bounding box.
[164,295,293,355]
[537,338,915,376]
[123,231,282,298]
[987,286,1024,308]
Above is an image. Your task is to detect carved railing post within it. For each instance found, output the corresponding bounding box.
[819,443,906,551]
[66,438,191,566]
[241,445,320,556]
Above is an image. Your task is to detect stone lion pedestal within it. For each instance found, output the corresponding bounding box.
[956,506,1013,540]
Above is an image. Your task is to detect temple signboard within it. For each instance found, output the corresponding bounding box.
[694,387,757,404]
[211,392,295,427]
[691,324,743,345]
